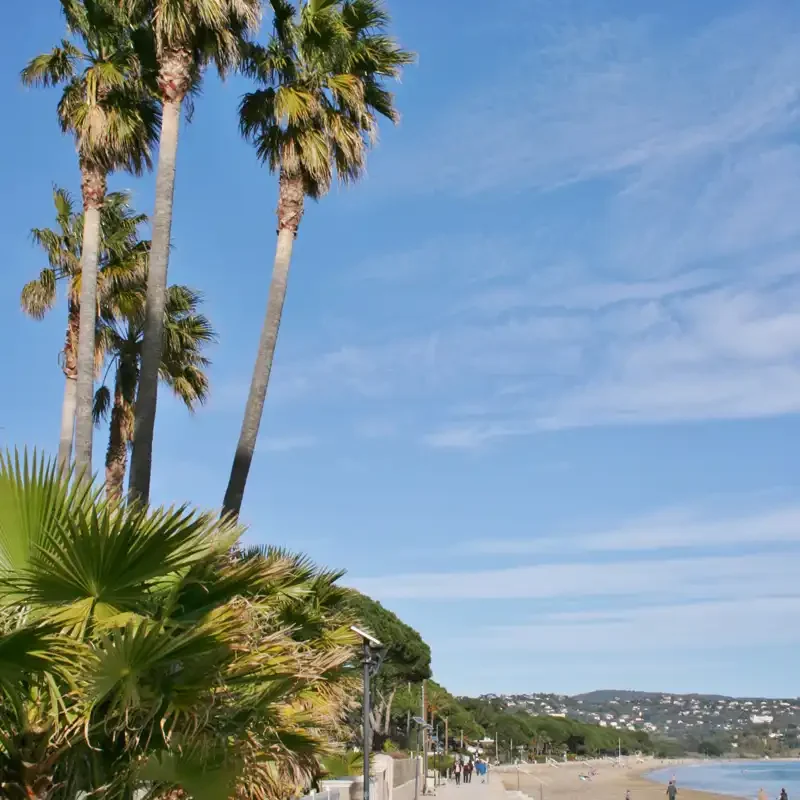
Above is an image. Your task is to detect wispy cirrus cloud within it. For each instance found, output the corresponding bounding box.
[260,434,318,452]
[234,4,800,449]
[350,550,797,602]
[478,595,800,654]
[466,504,800,556]
[277,270,800,444]
[381,5,800,197]
[350,497,800,656]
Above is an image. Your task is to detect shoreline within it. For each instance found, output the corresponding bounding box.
[498,759,745,800]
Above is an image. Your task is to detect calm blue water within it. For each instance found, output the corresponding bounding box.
[649,762,800,800]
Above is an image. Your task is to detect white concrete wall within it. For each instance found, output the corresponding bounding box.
[318,756,421,800]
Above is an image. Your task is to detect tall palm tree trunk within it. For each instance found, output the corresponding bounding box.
[129,52,191,505]
[222,172,304,518]
[73,162,106,479]
[57,304,79,469]
[105,383,128,502]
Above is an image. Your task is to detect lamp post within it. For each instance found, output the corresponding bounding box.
[351,626,385,800]
[435,724,441,786]
[412,716,433,799]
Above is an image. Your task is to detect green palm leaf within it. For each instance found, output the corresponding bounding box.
[0,624,84,684]
[138,748,241,800]
[0,450,93,576]
[13,506,236,627]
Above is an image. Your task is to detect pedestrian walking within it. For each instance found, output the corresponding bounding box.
[667,781,678,800]
[453,759,462,786]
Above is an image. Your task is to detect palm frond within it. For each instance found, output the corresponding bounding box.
[11,504,241,627]
[53,185,76,227]
[25,1,159,178]
[21,41,81,87]
[0,624,85,684]
[240,0,413,200]
[93,384,112,424]
[308,0,339,14]
[137,748,241,800]
[0,449,94,576]
[20,273,57,319]
[275,85,317,124]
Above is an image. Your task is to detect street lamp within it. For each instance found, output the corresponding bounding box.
[351,626,385,800]
[412,716,432,799]
[435,724,441,786]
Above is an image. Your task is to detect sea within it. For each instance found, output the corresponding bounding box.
[648,761,800,800]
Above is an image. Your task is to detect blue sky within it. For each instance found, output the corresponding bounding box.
[3,0,800,698]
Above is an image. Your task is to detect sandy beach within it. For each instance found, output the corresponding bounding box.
[498,760,739,800]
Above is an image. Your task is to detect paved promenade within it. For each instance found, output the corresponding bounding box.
[429,773,512,800]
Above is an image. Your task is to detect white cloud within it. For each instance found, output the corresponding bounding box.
[468,505,800,555]
[350,500,800,657]
[259,5,800,443]
[480,596,800,653]
[382,6,800,197]
[538,281,800,430]
[423,276,800,443]
[274,314,586,403]
[272,270,800,441]
[350,551,798,602]
[260,434,318,452]
[352,234,525,285]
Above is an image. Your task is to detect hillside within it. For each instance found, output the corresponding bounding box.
[487,690,800,753]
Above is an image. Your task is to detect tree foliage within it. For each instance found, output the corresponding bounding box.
[345,591,430,748]
[459,697,654,758]
[346,591,431,686]
[0,451,358,799]
[21,187,148,324]
[21,0,159,177]
[239,0,414,200]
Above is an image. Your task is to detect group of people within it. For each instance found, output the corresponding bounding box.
[451,756,488,786]
[758,789,789,800]
[663,779,788,800]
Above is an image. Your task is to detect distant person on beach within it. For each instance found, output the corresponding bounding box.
[626,790,631,800]
[667,780,678,800]
[780,789,788,800]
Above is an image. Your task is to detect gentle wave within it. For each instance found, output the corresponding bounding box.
[648,761,800,800]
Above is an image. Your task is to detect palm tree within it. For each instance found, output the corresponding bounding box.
[22,0,159,478]
[127,0,262,506]
[0,450,358,799]
[94,284,214,501]
[222,0,413,517]
[21,188,147,469]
